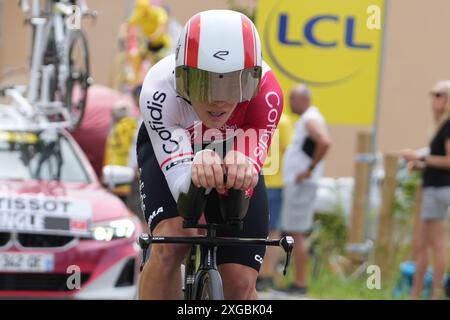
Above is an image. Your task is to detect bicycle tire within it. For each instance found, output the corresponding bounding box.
[33,26,59,104]
[45,29,59,103]
[195,270,224,300]
[183,245,197,300]
[65,29,90,130]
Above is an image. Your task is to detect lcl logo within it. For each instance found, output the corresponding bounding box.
[263,5,379,86]
[278,14,371,49]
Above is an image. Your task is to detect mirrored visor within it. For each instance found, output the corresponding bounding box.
[175,66,262,104]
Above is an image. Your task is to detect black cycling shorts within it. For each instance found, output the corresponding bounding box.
[136,124,269,272]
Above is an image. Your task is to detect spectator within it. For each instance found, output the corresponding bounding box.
[401,80,450,300]
[128,0,171,65]
[127,85,143,171]
[257,113,294,291]
[279,84,331,295]
[126,85,146,222]
[71,85,136,179]
[104,99,137,202]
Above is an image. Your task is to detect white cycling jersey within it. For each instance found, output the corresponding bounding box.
[139,54,283,201]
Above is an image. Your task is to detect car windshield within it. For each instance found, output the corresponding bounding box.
[0,130,90,183]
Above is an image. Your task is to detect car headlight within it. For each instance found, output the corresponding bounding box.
[91,218,136,241]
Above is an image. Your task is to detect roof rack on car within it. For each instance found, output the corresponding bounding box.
[0,85,73,131]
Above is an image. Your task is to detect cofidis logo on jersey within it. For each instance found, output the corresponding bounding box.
[257,0,385,125]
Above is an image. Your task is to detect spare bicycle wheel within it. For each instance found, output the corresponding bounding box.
[65,29,91,130]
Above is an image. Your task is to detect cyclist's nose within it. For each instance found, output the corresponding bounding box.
[212,101,228,107]
[211,101,235,110]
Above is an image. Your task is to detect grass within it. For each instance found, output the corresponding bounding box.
[268,211,415,300]
[307,267,399,300]
[272,253,407,300]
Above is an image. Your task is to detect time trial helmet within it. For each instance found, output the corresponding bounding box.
[175,10,262,104]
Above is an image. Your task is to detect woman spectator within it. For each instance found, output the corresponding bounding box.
[401,80,450,300]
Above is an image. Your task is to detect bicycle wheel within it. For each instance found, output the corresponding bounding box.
[195,270,224,300]
[45,30,59,103]
[64,29,91,130]
[183,245,197,300]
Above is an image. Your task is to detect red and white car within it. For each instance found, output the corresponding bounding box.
[0,113,142,299]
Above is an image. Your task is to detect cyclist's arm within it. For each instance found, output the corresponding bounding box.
[233,69,284,174]
[140,78,194,202]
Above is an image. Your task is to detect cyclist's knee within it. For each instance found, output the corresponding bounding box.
[220,265,258,299]
[151,243,190,269]
[149,217,197,270]
[230,277,255,299]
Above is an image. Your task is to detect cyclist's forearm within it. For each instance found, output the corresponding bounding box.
[166,166,192,201]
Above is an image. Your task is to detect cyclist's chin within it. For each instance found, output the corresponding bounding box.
[202,116,229,129]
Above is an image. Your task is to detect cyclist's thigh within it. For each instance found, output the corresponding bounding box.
[137,124,194,236]
[148,218,197,268]
[204,175,269,272]
[137,127,198,264]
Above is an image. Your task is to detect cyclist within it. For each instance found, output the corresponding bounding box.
[128,0,171,64]
[137,10,283,300]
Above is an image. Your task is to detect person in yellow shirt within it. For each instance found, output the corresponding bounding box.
[112,1,172,91]
[104,100,138,201]
[128,0,171,62]
[257,113,294,291]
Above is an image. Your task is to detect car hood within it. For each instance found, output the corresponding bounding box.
[0,179,132,223]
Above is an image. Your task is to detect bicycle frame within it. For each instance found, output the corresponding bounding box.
[11,0,92,129]
[27,0,71,105]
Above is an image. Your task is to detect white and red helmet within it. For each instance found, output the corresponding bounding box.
[175,10,263,104]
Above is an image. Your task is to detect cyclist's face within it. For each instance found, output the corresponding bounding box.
[193,101,238,128]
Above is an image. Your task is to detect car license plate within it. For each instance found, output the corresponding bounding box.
[0,252,54,272]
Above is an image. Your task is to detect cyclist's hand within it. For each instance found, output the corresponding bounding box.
[191,150,225,194]
[224,150,258,190]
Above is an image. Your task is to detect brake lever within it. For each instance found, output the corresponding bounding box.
[138,233,151,272]
[280,236,294,276]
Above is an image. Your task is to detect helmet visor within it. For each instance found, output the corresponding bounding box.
[175,66,262,104]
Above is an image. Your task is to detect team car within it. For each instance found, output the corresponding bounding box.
[0,106,142,299]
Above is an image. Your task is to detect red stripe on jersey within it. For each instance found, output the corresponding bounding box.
[186,14,201,68]
[241,15,255,68]
[160,153,194,169]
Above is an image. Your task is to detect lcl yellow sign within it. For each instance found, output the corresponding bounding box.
[256,0,385,125]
